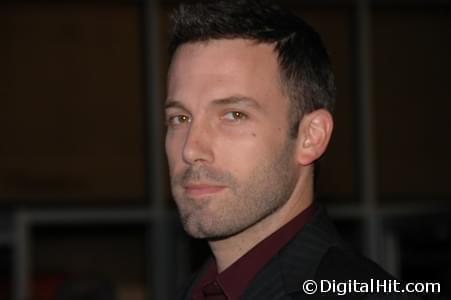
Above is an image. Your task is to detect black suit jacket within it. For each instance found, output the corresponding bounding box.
[179,205,425,299]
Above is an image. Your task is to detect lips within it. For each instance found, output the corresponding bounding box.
[184,183,226,197]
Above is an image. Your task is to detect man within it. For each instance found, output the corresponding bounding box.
[164,1,421,299]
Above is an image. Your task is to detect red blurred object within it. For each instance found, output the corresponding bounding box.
[31,274,65,300]
[0,280,11,300]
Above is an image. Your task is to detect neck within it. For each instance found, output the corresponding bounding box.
[208,172,314,273]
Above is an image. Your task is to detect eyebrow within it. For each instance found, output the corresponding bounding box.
[211,95,262,110]
[164,100,188,111]
[165,95,262,111]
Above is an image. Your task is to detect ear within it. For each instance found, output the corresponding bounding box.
[295,109,334,166]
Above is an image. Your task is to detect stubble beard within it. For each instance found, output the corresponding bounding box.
[171,138,299,240]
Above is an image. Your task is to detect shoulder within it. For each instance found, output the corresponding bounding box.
[315,246,394,280]
[307,246,426,300]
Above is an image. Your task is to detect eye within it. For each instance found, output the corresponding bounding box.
[167,114,191,126]
[223,111,248,121]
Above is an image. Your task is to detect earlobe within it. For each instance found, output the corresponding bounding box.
[296,109,334,166]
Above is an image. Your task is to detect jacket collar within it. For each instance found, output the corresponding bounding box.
[241,204,344,298]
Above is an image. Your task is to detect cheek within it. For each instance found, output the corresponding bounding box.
[220,124,290,169]
[216,132,269,172]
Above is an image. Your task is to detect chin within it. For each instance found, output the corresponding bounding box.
[182,216,222,239]
[184,218,248,241]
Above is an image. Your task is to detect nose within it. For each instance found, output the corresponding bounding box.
[182,119,214,165]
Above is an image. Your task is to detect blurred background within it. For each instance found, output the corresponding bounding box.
[1,0,451,299]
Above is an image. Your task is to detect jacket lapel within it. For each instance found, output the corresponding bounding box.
[241,205,345,299]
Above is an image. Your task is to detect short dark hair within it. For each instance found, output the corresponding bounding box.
[168,0,336,137]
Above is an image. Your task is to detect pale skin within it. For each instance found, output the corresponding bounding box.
[165,39,333,272]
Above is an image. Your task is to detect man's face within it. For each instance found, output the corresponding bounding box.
[165,39,300,239]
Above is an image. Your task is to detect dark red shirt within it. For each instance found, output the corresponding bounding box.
[190,203,317,300]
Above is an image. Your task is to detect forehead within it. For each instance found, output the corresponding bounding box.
[167,39,287,109]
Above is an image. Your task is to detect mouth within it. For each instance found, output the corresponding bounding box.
[184,183,226,197]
